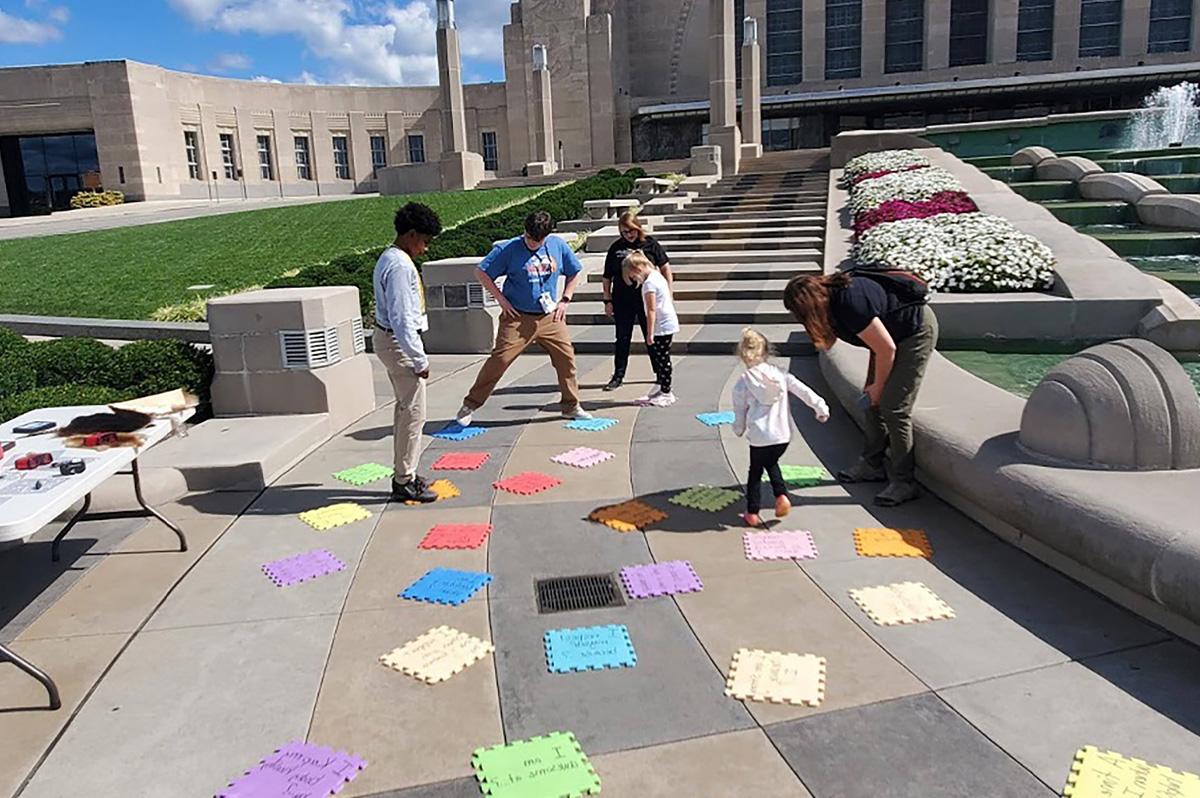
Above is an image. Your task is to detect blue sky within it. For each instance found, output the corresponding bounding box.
[0,0,510,86]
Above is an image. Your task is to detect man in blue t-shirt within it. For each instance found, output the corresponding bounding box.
[454,211,592,425]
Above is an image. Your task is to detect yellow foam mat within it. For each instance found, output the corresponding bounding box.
[298,502,372,531]
[379,625,495,684]
[724,648,826,707]
[1063,745,1200,797]
[849,581,955,626]
[406,479,461,506]
[853,527,933,558]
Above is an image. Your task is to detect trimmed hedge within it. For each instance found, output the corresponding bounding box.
[0,326,29,359]
[266,168,644,317]
[110,339,215,401]
[21,338,118,387]
[0,385,129,426]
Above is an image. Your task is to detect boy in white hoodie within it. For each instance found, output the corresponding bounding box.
[732,328,830,527]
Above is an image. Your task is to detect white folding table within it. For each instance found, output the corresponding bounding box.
[0,404,192,710]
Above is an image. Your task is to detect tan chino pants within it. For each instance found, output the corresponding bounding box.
[374,329,426,483]
[464,312,581,411]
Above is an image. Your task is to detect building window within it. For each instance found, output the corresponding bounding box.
[370,135,387,177]
[256,134,274,181]
[1148,0,1192,52]
[1079,0,1122,57]
[183,131,201,180]
[407,133,426,164]
[949,0,989,65]
[762,117,800,151]
[219,133,237,179]
[1016,0,1055,60]
[332,135,351,179]
[885,0,924,73]
[294,135,311,180]
[481,131,499,171]
[825,0,863,78]
[766,0,803,86]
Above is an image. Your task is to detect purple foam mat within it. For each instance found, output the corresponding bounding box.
[619,560,703,599]
[262,549,346,588]
[217,740,367,797]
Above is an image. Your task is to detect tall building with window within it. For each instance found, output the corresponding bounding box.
[2,0,1200,216]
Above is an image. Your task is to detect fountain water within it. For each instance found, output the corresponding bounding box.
[1130,82,1200,150]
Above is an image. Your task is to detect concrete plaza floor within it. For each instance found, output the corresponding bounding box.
[2,350,1199,797]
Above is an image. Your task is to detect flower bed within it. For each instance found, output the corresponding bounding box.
[853,191,979,235]
[842,150,931,183]
[855,212,1057,293]
[847,167,963,217]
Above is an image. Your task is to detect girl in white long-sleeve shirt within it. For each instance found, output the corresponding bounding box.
[732,328,830,527]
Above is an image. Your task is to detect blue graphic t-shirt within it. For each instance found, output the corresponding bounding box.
[478,235,583,314]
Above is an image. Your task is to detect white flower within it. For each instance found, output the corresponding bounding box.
[843,150,932,182]
[847,168,964,216]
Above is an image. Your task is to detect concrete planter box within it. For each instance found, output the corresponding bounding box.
[419,257,500,354]
[583,198,639,220]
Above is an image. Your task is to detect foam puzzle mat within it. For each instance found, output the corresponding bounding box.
[544,624,637,673]
[669,485,742,512]
[551,446,616,469]
[493,471,562,495]
[724,648,827,707]
[432,451,491,471]
[472,731,600,798]
[432,423,486,441]
[261,549,347,588]
[587,499,668,532]
[853,527,933,558]
[619,560,703,599]
[1063,745,1200,797]
[766,465,833,488]
[696,411,736,427]
[564,417,618,432]
[418,523,494,550]
[849,581,955,626]
[400,567,493,606]
[405,478,461,505]
[379,625,495,684]
[332,463,394,486]
[743,530,819,561]
[298,502,372,531]
[217,740,366,797]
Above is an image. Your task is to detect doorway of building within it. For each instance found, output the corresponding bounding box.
[0,132,101,216]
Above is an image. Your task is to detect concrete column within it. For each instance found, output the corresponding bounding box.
[527,45,558,176]
[385,112,411,168]
[746,0,768,89]
[863,0,887,77]
[587,13,617,168]
[348,112,372,189]
[741,17,763,160]
[1054,0,1083,60]
[503,19,532,174]
[271,111,293,197]
[992,0,1020,63]
[803,0,827,81]
[1123,0,1152,55]
[197,103,222,189]
[709,0,742,175]
[926,1,949,71]
[436,0,468,153]
[234,109,260,197]
[310,111,336,195]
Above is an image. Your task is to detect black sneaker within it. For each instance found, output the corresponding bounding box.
[603,377,623,391]
[392,477,437,503]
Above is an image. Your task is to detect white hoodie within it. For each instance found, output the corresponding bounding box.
[732,362,829,447]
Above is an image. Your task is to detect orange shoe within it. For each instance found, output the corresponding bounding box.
[742,512,763,528]
[775,494,791,518]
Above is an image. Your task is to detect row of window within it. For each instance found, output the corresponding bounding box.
[764,0,1194,84]
[182,130,501,181]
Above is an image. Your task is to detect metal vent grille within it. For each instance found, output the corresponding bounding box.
[280,328,341,369]
[535,574,626,614]
[467,283,496,308]
[351,318,365,354]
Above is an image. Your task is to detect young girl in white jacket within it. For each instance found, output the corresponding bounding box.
[732,328,830,527]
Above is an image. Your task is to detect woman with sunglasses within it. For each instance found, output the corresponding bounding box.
[601,211,673,391]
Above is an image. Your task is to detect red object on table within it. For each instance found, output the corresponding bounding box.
[83,432,118,447]
[15,452,53,470]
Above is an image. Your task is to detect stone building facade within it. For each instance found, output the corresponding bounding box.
[3,0,1200,216]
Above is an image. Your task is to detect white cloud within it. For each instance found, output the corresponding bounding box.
[0,9,61,43]
[210,51,253,72]
[252,74,283,83]
[170,0,509,86]
[296,70,323,85]
[47,5,69,23]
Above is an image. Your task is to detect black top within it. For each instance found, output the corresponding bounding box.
[604,236,669,301]
[829,276,923,347]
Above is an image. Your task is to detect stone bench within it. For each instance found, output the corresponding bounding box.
[634,177,674,196]
[583,198,639,220]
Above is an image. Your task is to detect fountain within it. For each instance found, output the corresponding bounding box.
[1130,82,1200,150]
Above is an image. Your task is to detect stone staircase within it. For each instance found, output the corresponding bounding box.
[571,149,830,355]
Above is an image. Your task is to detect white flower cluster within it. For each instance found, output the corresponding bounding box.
[847,168,963,216]
[842,150,931,182]
[855,213,1058,293]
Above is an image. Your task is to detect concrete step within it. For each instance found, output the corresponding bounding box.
[666,248,823,264]
[678,202,828,215]
[572,323,814,355]
[586,261,819,282]
[568,299,795,325]
[666,207,828,223]
[653,226,825,241]
[654,215,824,230]
[575,278,795,301]
[691,191,828,204]
[655,236,824,252]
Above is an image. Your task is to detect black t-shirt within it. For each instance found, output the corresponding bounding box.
[829,276,923,347]
[604,236,669,300]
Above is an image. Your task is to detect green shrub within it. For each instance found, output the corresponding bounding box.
[624,167,647,179]
[0,355,37,398]
[0,384,129,424]
[21,337,119,388]
[0,326,29,359]
[110,339,214,400]
[69,190,125,210]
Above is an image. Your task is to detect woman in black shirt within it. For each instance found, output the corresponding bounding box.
[783,272,938,507]
[602,212,673,390]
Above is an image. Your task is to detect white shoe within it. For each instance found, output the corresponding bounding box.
[649,392,676,407]
[646,385,663,399]
[455,405,474,427]
[563,406,593,420]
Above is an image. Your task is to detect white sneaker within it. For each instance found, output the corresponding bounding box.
[649,392,676,407]
[455,405,474,427]
[563,406,593,420]
[646,385,663,399]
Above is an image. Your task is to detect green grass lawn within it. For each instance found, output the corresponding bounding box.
[0,187,542,320]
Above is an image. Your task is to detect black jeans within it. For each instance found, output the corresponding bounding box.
[611,294,647,380]
[747,442,789,514]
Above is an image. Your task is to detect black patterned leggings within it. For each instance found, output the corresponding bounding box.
[647,334,673,392]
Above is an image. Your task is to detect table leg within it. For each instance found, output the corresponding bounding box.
[131,459,187,554]
[0,643,62,710]
[50,492,92,563]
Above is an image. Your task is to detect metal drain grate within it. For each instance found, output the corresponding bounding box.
[535,573,626,614]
